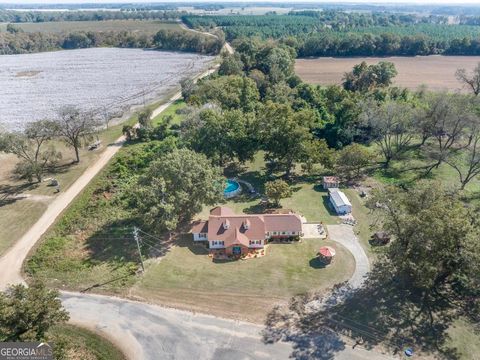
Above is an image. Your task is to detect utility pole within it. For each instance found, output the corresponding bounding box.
[133,226,145,273]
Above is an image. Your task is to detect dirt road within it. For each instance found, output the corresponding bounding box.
[0,61,218,290]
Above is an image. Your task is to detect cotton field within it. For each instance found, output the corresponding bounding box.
[0,48,214,130]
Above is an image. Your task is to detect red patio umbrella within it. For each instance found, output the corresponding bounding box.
[318,246,336,258]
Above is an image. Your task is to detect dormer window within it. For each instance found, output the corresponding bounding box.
[223,219,230,230]
[243,219,251,230]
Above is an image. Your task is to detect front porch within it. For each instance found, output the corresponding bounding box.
[209,246,266,261]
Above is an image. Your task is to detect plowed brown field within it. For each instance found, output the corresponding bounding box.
[295,56,480,92]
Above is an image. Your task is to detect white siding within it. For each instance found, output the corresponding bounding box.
[248,239,264,248]
[209,240,225,248]
[193,233,208,241]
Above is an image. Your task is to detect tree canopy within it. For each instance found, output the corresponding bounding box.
[0,281,69,342]
[133,148,224,232]
[371,182,480,317]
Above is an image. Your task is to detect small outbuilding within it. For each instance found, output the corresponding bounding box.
[323,176,340,189]
[318,246,336,264]
[328,188,352,215]
[371,231,391,245]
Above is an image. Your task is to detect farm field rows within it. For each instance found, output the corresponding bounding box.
[0,19,181,33]
[0,48,213,130]
[295,55,480,92]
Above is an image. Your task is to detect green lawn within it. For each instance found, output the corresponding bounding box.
[200,152,374,258]
[0,94,177,257]
[151,99,187,126]
[445,319,480,360]
[0,20,181,34]
[133,236,354,321]
[49,324,126,360]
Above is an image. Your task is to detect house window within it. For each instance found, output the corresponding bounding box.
[199,233,207,239]
[282,232,286,235]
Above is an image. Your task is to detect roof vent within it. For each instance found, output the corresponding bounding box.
[223,219,230,230]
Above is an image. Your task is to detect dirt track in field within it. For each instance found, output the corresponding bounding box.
[295,55,480,92]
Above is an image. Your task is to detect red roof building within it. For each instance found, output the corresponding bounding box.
[192,206,303,256]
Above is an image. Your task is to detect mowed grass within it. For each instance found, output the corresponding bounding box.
[26,130,359,321]
[151,99,187,126]
[445,319,480,360]
[0,20,181,34]
[133,236,354,322]
[49,324,126,360]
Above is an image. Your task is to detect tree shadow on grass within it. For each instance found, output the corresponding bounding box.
[84,219,139,264]
[262,265,466,360]
[243,201,269,214]
[237,170,269,194]
[309,257,327,269]
[176,233,209,256]
[0,182,39,206]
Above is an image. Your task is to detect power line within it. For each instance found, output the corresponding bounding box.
[133,226,145,273]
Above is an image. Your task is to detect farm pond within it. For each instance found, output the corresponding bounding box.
[0,48,214,130]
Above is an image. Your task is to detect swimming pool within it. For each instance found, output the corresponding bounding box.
[224,179,242,198]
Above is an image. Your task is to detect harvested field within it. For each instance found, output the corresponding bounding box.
[0,20,181,34]
[295,56,480,92]
[0,48,213,130]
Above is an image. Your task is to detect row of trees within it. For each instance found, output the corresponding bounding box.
[359,93,480,189]
[0,28,224,55]
[183,10,448,39]
[0,9,182,23]
[184,12,480,56]
[295,31,480,57]
[177,37,480,191]
[0,107,98,182]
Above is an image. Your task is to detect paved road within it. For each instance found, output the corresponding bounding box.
[62,291,393,360]
[326,225,370,288]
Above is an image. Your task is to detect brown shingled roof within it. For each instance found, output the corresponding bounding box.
[191,220,208,234]
[225,227,250,247]
[208,214,266,242]
[263,214,302,232]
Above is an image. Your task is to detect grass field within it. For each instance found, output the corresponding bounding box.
[0,96,171,257]
[49,324,126,360]
[445,319,480,360]
[0,20,181,34]
[26,130,360,321]
[295,56,480,92]
[133,236,354,322]
[151,99,187,126]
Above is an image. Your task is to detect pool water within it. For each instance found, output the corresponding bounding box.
[224,179,240,195]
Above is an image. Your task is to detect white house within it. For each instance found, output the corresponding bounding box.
[191,206,303,257]
[328,188,352,215]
